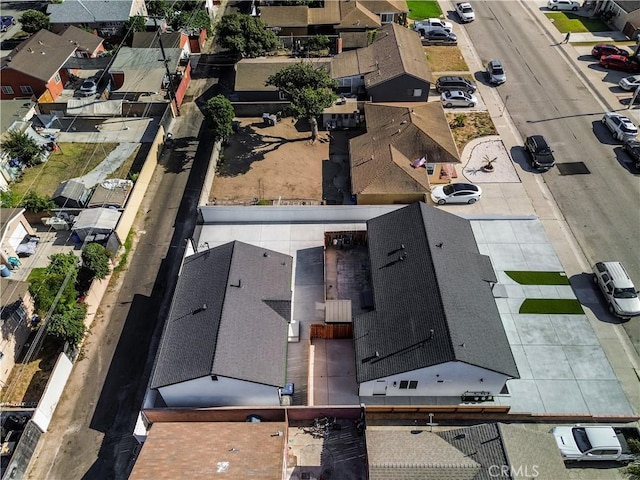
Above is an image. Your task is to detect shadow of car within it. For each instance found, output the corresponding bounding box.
[613,145,640,174]
[591,120,622,145]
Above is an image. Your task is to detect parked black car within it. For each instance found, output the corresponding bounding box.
[436,76,477,94]
[623,139,640,169]
[421,28,457,45]
[525,135,555,171]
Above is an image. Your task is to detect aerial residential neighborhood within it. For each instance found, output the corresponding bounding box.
[0,0,639,479]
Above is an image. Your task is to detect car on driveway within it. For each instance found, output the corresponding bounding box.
[436,76,477,94]
[79,80,97,96]
[413,18,453,35]
[619,74,640,91]
[601,112,638,141]
[591,44,629,58]
[599,54,640,73]
[441,90,477,107]
[547,0,580,10]
[524,135,556,171]
[486,59,506,85]
[421,28,457,45]
[623,139,640,168]
[431,183,482,205]
[0,15,16,32]
[455,2,475,22]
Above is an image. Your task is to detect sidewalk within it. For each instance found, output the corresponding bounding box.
[436,0,640,413]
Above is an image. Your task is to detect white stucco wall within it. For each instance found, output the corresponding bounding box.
[158,375,281,407]
[358,361,510,397]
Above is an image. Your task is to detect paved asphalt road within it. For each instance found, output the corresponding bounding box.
[465,2,640,288]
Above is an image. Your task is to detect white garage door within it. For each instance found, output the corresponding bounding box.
[8,222,28,249]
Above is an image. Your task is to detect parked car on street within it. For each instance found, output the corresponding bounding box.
[421,28,457,45]
[431,183,482,205]
[623,139,640,168]
[547,0,580,10]
[486,59,506,85]
[0,15,16,32]
[413,18,453,35]
[593,261,640,318]
[524,135,556,171]
[618,74,640,91]
[599,54,640,73]
[591,44,629,58]
[601,112,638,141]
[436,76,476,94]
[455,2,475,22]
[440,90,477,107]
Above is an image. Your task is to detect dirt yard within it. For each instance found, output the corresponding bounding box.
[211,118,330,204]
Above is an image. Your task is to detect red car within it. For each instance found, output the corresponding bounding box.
[591,44,629,58]
[599,55,640,73]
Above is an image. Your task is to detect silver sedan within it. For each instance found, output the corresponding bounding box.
[440,90,477,108]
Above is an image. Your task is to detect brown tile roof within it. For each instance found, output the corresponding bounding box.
[331,48,376,79]
[59,26,104,54]
[235,57,331,92]
[337,1,381,29]
[308,0,342,24]
[359,0,409,14]
[259,5,309,27]
[130,422,287,479]
[350,103,459,195]
[1,30,77,82]
[366,427,480,479]
[365,23,432,88]
[339,31,370,49]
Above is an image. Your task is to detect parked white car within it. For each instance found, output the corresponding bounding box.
[441,90,477,107]
[619,74,640,91]
[455,2,475,22]
[547,0,580,10]
[413,18,453,35]
[431,183,482,205]
[601,112,638,141]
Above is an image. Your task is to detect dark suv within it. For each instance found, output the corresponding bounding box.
[435,76,476,94]
[525,135,555,171]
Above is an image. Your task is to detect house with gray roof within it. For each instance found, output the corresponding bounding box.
[353,202,519,399]
[47,0,147,36]
[150,241,293,407]
[349,103,460,205]
[592,0,640,32]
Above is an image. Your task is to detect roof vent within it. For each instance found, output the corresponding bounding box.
[38,40,43,45]
[436,242,443,248]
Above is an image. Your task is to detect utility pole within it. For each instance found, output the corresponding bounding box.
[153,17,181,116]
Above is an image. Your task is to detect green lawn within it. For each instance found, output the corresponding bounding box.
[519,299,584,314]
[10,143,119,199]
[505,271,570,285]
[544,13,610,33]
[407,0,442,20]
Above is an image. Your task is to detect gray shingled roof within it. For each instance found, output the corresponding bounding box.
[47,0,136,23]
[1,30,77,82]
[151,241,293,389]
[59,26,104,54]
[437,424,509,480]
[353,203,519,383]
[613,1,640,13]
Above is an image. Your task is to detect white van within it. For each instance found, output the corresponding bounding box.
[592,262,640,318]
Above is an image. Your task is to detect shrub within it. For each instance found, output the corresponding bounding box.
[82,243,111,280]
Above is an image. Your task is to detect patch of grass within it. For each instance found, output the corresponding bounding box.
[10,143,119,199]
[505,271,570,285]
[114,228,134,274]
[407,0,442,20]
[0,339,63,404]
[519,298,584,314]
[572,40,636,46]
[545,12,610,33]
[105,144,140,181]
[425,45,469,72]
[27,267,47,284]
[447,112,497,153]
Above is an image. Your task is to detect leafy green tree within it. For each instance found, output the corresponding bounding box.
[215,14,278,58]
[203,95,235,141]
[147,0,170,18]
[1,130,44,167]
[624,462,640,480]
[266,63,338,141]
[19,10,50,34]
[47,252,80,277]
[82,243,111,280]
[123,15,146,41]
[1,190,19,208]
[47,303,87,346]
[21,190,55,214]
[304,35,330,54]
[173,9,212,35]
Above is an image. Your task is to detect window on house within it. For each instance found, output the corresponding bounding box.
[399,380,409,389]
[54,73,61,84]
[20,86,33,94]
[380,13,394,23]
[413,89,422,97]
[409,381,418,389]
[2,86,15,94]
[426,163,436,175]
[278,91,287,100]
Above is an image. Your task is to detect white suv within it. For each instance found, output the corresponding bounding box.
[593,262,640,318]
[602,112,638,141]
